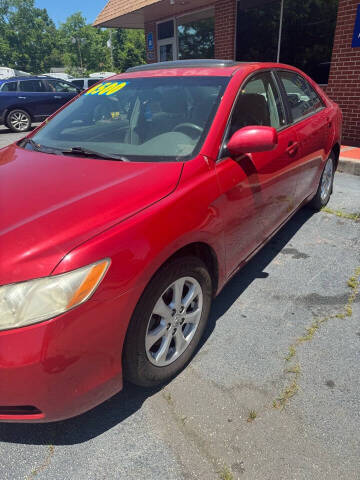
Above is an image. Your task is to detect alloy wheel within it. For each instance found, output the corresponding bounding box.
[9,112,30,132]
[145,276,203,367]
[320,157,334,202]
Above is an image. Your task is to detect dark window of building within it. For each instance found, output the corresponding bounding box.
[1,81,17,92]
[19,80,46,92]
[278,70,324,121]
[236,0,281,63]
[280,0,338,84]
[157,20,174,40]
[236,0,338,84]
[177,9,214,60]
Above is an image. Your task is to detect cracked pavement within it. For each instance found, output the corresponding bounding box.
[0,127,359,479]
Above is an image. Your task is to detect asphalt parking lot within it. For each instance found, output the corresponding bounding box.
[0,127,359,480]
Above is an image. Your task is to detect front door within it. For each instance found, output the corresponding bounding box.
[216,71,300,275]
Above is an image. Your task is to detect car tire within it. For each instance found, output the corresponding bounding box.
[309,153,335,211]
[123,256,212,387]
[6,109,31,133]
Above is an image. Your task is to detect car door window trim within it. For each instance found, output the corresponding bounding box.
[217,68,288,162]
[273,69,326,126]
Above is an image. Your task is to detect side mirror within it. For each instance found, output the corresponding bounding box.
[227,126,278,156]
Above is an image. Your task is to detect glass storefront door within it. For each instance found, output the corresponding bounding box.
[157,19,176,62]
[158,39,176,62]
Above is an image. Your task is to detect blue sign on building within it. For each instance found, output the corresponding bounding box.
[352,4,360,47]
[147,32,154,51]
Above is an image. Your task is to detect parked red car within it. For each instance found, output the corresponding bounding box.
[0,60,342,422]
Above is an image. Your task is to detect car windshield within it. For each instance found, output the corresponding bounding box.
[30,76,229,162]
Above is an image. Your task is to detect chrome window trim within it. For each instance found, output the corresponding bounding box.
[217,68,288,162]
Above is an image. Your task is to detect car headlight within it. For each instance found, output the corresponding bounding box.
[0,259,110,331]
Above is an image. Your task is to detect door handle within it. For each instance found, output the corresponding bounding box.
[17,96,26,99]
[54,95,62,99]
[286,141,299,156]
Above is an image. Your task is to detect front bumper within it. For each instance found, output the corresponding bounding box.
[0,291,134,422]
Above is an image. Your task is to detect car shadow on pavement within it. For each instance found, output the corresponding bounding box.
[0,208,314,446]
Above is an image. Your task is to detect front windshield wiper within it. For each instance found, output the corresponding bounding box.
[19,139,129,161]
[61,146,129,162]
[19,138,42,151]
[19,138,64,155]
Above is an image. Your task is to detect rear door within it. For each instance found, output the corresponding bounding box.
[275,70,328,203]
[44,79,79,113]
[17,79,51,118]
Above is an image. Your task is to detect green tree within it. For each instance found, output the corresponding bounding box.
[59,12,113,74]
[112,28,146,72]
[0,3,146,75]
[0,0,60,73]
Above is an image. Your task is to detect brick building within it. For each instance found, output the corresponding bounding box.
[94,0,360,146]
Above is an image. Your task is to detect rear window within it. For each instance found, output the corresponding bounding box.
[31,76,229,162]
[71,80,84,89]
[278,71,324,122]
[88,79,100,87]
[47,79,78,93]
[1,81,17,92]
[19,80,46,92]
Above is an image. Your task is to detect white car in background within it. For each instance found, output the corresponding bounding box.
[90,72,116,78]
[0,67,30,79]
[41,72,74,81]
[70,77,102,91]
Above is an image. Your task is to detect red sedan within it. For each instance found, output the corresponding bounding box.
[0,60,342,422]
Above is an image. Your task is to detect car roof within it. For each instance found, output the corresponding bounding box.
[0,75,52,83]
[0,75,78,85]
[111,60,299,80]
[70,77,102,81]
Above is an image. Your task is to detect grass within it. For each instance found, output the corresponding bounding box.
[26,445,55,480]
[219,465,234,480]
[274,379,299,409]
[287,364,301,374]
[247,409,257,422]
[274,266,360,410]
[321,207,360,221]
[285,345,296,361]
[163,391,173,405]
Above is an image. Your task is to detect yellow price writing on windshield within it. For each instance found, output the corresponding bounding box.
[85,81,128,96]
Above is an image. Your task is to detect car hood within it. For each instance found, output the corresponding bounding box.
[0,145,183,285]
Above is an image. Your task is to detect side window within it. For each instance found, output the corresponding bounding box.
[71,80,84,89]
[47,80,78,93]
[227,72,286,139]
[278,71,324,122]
[1,81,17,92]
[19,80,46,92]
